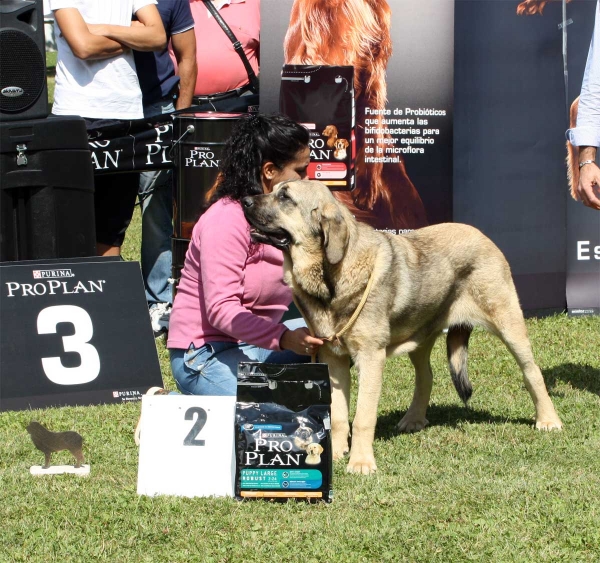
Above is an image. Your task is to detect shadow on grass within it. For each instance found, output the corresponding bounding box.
[543,363,600,396]
[374,405,533,441]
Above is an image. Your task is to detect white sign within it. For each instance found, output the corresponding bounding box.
[137,395,236,498]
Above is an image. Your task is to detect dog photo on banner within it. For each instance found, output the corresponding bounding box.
[260,0,454,233]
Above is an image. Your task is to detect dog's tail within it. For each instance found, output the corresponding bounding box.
[446,325,473,405]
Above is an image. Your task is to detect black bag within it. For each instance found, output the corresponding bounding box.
[280,65,355,191]
[235,362,333,503]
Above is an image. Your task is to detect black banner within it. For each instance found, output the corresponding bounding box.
[454,0,580,312]
[87,114,174,174]
[565,1,600,316]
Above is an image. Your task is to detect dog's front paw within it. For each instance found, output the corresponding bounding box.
[397,414,429,433]
[346,454,377,475]
[535,417,563,431]
[332,439,349,461]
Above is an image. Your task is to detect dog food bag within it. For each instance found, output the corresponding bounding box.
[235,362,333,503]
[280,65,355,191]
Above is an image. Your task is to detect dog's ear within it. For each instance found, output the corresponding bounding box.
[320,202,349,265]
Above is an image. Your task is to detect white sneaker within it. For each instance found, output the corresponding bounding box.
[149,303,171,337]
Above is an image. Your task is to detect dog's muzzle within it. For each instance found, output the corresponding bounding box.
[242,196,291,250]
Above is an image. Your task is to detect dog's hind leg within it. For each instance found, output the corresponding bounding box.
[321,350,352,461]
[71,447,84,468]
[488,298,562,431]
[446,325,473,405]
[397,334,437,433]
[347,347,387,474]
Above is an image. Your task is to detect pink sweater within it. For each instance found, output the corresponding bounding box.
[167,198,292,351]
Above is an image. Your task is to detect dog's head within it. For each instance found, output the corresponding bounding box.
[334,138,349,150]
[322,125,338,139]
[26,421,43,434]
[242,180,350,268]
[306,442,323,456]
[243,180,353,300]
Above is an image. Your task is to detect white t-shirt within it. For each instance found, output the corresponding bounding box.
[50,0,156,119]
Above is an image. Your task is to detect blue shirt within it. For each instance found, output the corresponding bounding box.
[567,0,600,147]
[133,0,195,106]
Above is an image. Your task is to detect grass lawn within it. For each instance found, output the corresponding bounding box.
[2,206,599,561]
[4,52,597,563]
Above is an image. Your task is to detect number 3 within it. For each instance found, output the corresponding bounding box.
[37,305,100,385]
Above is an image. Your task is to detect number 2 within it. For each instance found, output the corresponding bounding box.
[37,305,100,385]
[183,407,207,446]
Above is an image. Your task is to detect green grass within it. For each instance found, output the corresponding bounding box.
[46,51,56,113]
[2,204,599,561]
[11,49,597,563]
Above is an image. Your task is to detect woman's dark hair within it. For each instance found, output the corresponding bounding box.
[209,113,309,204]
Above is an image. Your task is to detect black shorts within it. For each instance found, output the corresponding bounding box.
[93,171,139,247]
[83,117,139,247]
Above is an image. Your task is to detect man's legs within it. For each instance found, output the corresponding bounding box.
[141,98,176,335]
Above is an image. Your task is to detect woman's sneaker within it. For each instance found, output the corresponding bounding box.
[134,387,169,446]
[149,303,171,338]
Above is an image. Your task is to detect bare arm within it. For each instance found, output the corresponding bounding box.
[88,4,166,52]
[171,29,197,110]
[54,8,125,60]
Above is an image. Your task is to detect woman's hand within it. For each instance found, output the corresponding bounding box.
[280,328,324,356]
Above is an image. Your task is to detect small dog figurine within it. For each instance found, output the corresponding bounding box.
[322,124,339,148]
[305,443,324,465]
[334,138,349,160]
[26,421,85,469]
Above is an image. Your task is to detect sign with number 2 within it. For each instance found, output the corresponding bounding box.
[137,395,236,498]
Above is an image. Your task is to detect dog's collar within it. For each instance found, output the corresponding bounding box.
[293,265,377,357]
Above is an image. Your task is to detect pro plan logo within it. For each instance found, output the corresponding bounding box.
[1,86,24,98]
[32,269,75,280]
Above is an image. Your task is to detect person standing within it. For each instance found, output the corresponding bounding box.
[133,1,197,336]
[49,0,166,257]
[183,0,259,113]
[567,0,600,210]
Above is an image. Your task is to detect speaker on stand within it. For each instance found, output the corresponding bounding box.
[0,0,97,261]
[0,0,48,121]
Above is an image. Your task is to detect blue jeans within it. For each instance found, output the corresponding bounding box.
[169,318,310,396]
[140,98,176,306]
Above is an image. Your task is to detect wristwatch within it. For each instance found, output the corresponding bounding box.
[579,159,596,169]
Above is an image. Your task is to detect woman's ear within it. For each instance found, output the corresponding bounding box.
[261,161,277,193]
[262,161,276,180]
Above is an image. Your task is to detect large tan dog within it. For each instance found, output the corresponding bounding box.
[242,180,562,475]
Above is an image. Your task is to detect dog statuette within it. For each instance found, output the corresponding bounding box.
[27,421,89,475]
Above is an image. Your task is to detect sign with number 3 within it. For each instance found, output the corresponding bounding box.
[137,395,236,498]
[0,258,163,411]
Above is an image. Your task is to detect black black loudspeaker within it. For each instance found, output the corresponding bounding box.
[0,0,48,121]
[0,116,97,261]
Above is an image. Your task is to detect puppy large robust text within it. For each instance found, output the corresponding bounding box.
[243,180,562,475]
